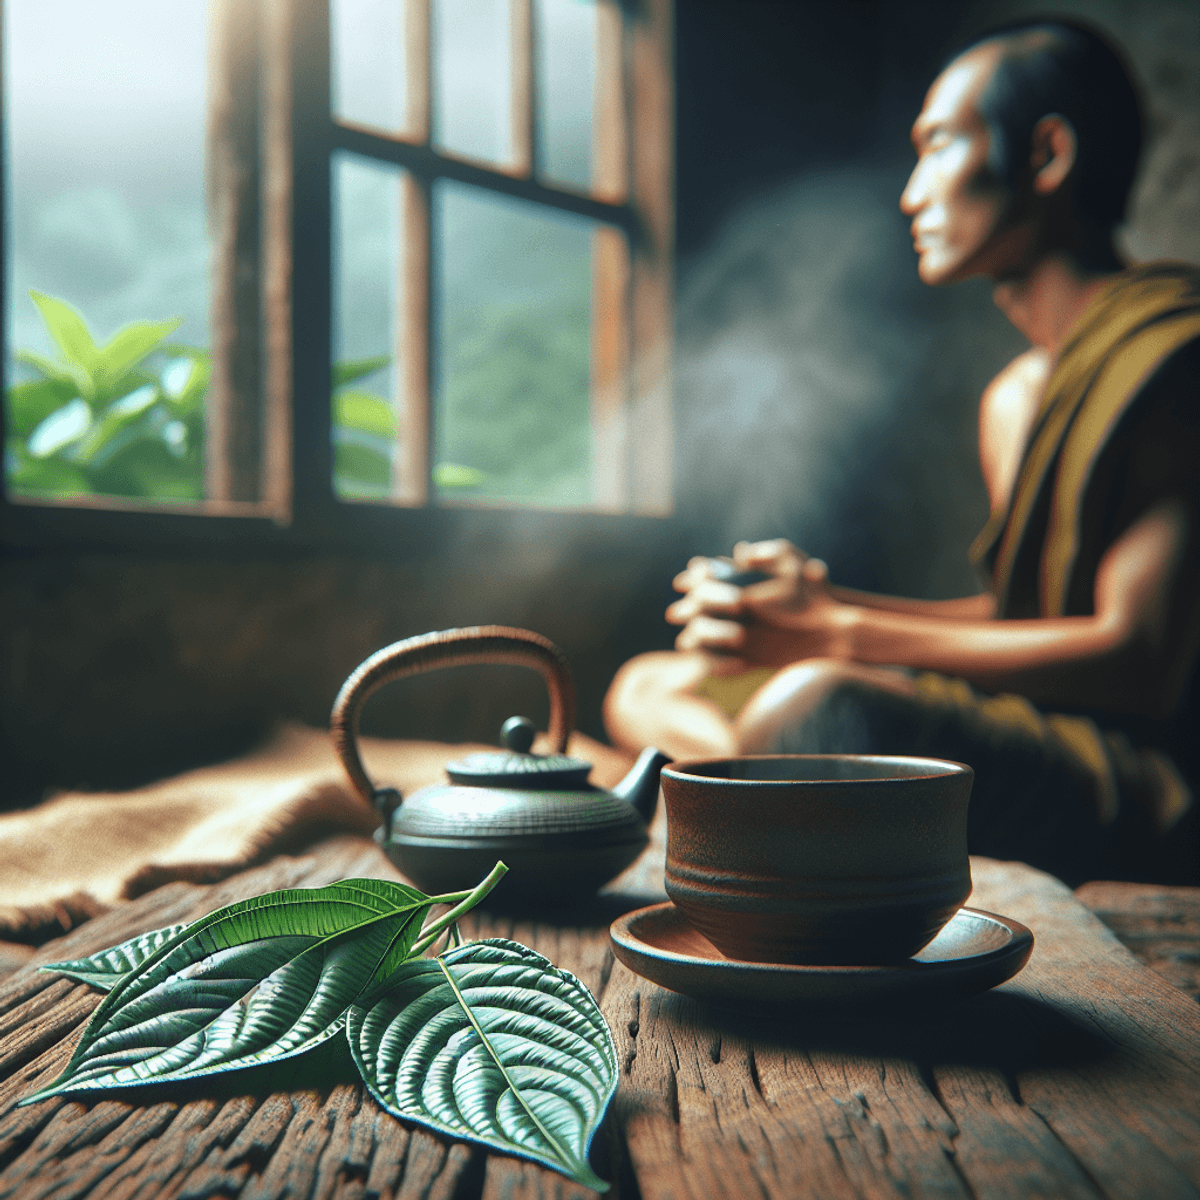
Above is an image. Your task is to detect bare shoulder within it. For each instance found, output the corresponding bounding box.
[979,347,1054,512]
[992,344,1054,383]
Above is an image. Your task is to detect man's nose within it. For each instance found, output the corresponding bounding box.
[899,165,924,215]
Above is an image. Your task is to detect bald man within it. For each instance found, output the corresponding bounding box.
[605,21,1200,885]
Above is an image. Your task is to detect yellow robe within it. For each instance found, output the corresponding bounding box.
[972,263,1200,620]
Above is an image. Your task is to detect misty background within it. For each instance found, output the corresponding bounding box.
[6,0,603,507]
[5,0,596,354]
[3,1,211,360]
[331,0,601,505]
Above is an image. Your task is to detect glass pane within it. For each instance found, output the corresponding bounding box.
[432,0,511,165]
[536,0,595,190]
[332,152,402,503]
[331,0,408,135]
[435,181,593,507]
[4,0,210,503]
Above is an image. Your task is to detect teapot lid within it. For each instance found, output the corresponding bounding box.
[444,716,593,789]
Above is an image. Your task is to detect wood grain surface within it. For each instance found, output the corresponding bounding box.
[1076,880,1200,1003]
[1,835,1199,1200]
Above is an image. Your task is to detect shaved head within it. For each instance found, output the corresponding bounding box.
[947,20,1143,229]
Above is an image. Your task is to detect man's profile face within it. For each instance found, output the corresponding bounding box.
[901,45,1019,286]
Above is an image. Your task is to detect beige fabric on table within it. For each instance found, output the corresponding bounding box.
[0,721,635,943]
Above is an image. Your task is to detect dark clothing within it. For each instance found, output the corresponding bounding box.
[770,671,1196,887]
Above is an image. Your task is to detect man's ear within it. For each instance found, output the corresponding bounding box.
[1030,114,1077,196]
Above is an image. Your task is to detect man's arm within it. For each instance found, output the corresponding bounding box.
[673,547,997,622]
[671,505,1198,716]
[829,587,997,619]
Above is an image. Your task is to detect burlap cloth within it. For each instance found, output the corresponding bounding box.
[0,722,635,945]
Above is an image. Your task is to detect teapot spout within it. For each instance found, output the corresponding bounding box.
[612,747,672,825]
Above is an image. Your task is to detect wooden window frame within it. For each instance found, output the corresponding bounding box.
[0,0,673,554]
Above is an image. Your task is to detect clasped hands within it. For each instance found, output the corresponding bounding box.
[667,539,848,671]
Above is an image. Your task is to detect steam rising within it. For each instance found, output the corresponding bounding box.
[673,168,1025,599]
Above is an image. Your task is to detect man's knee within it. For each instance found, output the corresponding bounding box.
[604,650,701,735]
[604,649,741,756]
[607,650,712,705]
[737,660,916,754]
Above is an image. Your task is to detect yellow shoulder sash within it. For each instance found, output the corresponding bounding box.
[975,264,1200,617]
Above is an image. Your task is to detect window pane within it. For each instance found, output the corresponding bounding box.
[435,181,593,507]
[4,0,210,503]
[332,152,402,503]
[536,0,595,190]
[432,0,512,165]
[331,0,408,135]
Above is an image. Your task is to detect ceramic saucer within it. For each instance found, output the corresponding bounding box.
[609,903,1033,1009]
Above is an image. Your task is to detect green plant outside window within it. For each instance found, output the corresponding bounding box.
[5,291,400,504]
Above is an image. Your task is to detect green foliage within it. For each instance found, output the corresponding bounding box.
[6,287,595,508]
[332,373,396,501]
[27,863,615,1190]
[42,923,190,990]
[28,878,434,1093]
[349,938,616,1191]
[5,291,206,501]
[333,354,390,391]
[335,390,396,439]
[5,294,405,504]
[433,461,487,489]
[327,355,495,501]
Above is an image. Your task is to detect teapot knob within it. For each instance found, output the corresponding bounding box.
[500,716,537,755]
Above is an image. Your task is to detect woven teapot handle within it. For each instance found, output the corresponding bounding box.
[330,625,576,806]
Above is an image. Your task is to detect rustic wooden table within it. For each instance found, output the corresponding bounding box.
[2,826,1200,1200]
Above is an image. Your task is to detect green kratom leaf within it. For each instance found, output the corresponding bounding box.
[333,439,393,495]
[94,317,184,396]
[23,878,433,1102]
[432,461,486,489]
[332,354,389,390]
[26,399,92,458]
[42,923,190,990]
[348,938,616,1191]
[334,390,396,438]
[6,378,79,437]
[159,345,211,413]
[6,449,91,497]
[74,386,159,464]
[13,349,93,401]
[29,291,99,377]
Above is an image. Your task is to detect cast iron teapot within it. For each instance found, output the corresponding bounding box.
[331,625,670,901]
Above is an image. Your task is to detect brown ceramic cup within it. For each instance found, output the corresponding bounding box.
[661,755,973,965]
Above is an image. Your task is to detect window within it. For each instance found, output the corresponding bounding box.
[3,1,213,508]
[1,0,673,548]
